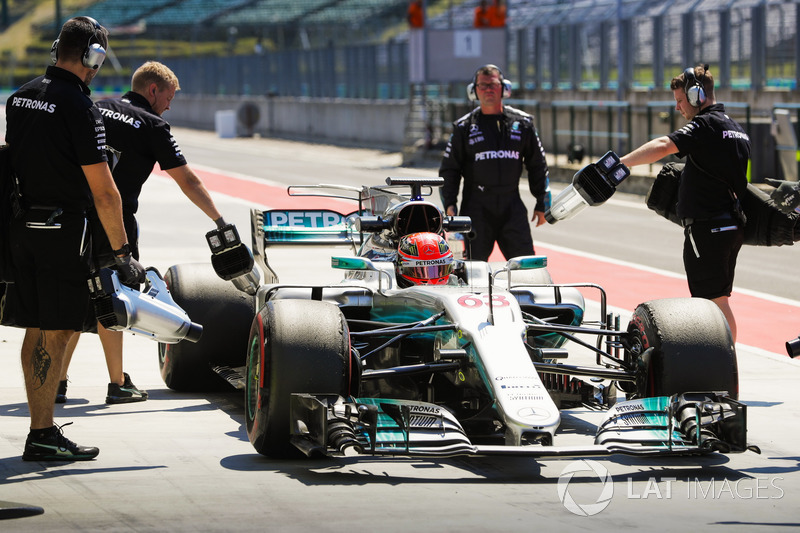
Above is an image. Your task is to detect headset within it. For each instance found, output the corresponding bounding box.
[683,64,709,108]
[466,64,512,102]
[50,16,107,70]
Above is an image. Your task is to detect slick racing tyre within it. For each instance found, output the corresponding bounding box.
[246,299,352,458]
[158,263,255,392]
[626,298,738,399]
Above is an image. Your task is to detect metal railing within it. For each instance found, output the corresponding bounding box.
[549,101,632,160]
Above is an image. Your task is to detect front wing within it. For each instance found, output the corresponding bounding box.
[289,392,757,459]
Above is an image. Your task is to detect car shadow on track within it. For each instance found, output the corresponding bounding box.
[219,452,548,485]
[217,451,762,487]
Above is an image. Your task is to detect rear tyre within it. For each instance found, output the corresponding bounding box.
[245,299,351,458]
[158,263,255,392]
[626,298,738,399]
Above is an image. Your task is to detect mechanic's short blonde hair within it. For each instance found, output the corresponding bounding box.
[131,61,181,93]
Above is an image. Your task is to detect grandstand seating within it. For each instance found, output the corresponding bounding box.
[428,0,676,29]
[24,0,795,99]
[304,0,407,24]
[56,0,796,33]
[425,0,768,29]
[65,0,176,28]
[431,0,478,29]
[145,0,254,26]
[218,0,333,25]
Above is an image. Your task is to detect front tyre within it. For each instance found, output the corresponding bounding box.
[626,298,738,399]
[245,299,351,458]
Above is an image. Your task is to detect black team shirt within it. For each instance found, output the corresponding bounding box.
[6,66,107,210]
[96,91,187,213]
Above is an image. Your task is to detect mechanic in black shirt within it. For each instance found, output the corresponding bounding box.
[619,65,750,343]
[439,64,551,261]
[58,60,228,404]
[5,16,145,461]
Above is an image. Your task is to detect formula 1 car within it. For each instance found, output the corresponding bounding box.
[158,156,757,460]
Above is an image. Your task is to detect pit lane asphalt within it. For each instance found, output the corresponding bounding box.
[1,132,800,532]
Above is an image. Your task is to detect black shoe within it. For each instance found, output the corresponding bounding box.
[106,372,148,404]
[55,379,68,404]
[22,423,99,462]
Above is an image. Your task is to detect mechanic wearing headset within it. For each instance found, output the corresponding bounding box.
[439,64,551,262]
[619,64,750,343]
[5,16,145,461]
[58,61,228,405]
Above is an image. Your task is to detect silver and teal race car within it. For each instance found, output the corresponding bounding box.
[158,169,757,460]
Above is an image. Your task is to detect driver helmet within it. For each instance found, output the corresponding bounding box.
[396,232,453,287]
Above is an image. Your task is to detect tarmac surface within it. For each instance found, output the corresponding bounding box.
[1,129,799,532]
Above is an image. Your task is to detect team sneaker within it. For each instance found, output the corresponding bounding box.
[55,379,68,404]
[106,372,148,404]
[22,423,99,462]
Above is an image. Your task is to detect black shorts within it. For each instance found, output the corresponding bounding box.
[89,208,139,268]
[9,209,91,330]
[682,219,744,299]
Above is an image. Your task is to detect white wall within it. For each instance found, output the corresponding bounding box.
[168,95,408,148]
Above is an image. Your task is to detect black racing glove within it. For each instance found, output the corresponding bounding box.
[113,245,146,285]
[764,178,800,214]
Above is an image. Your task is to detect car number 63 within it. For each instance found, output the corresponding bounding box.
[457,294,510,308]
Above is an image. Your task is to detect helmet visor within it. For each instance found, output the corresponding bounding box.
[398,262,452,281]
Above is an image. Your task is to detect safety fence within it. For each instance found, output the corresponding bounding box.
[416,96,777,179]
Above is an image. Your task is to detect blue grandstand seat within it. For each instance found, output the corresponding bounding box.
[146,0,254,26]
[219,0,332,25]
[427,0,679,30]
[304,0,407,24]
[65,0,175,28]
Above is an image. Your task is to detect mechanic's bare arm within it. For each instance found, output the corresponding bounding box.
[523,122,550,231]
[82,162,128,250]
[620,136,678,168]
[165,164,223,222]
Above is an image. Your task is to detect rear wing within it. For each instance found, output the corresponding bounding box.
[250,208,361,283]
[248,180,443,283]
[256,209,359,246]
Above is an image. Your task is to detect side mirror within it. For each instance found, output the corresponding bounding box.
[331,256,379,271]
[352,215,391,233]
[495,255,548,290]
[332,256,393,291]
[506,255,548,271]
[442,216,472,233]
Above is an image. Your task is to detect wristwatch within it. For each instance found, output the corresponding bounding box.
[113,243,131,257]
